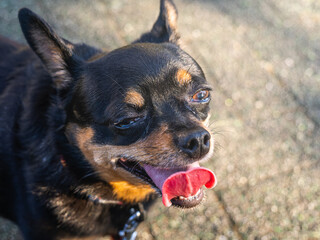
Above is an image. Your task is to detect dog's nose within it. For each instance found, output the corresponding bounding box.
[178,129,210,159]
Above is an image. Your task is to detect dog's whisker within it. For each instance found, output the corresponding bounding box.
[79,171,99,181]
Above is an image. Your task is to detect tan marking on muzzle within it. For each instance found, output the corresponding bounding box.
[73,126,95,162]
[66,123,156,203]
[70,123,178,167]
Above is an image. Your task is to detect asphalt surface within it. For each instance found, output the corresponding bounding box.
[0,0,319,239]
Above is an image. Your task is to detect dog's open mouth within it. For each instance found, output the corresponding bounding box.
[116,158,216,208]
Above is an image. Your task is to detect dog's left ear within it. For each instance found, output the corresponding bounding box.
[135,0,180,44]
[18,8,78,89]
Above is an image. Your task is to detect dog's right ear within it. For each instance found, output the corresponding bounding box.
[18,8,78,89]
[135,0,180,44]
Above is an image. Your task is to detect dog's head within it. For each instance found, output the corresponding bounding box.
[19,0,215,208]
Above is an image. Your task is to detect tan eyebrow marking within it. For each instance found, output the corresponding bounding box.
[176,69,192,86]
[124,89,145,108]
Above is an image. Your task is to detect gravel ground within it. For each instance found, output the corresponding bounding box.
[0,0,320,239]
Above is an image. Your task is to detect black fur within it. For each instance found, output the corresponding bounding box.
[0,0,212,239]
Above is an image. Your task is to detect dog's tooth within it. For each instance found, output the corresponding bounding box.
[110,158,118,169]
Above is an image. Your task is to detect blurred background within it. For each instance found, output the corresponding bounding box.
[1,0,320,239]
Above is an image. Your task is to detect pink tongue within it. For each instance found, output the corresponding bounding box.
[143,162,216,207]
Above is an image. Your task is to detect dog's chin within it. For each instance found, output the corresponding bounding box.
[170,188,205,209]
[115,153,213,209]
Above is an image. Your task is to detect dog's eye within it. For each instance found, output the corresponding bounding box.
[114,117,142,130]
[191,90,210,103]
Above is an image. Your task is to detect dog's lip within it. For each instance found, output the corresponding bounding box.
[116,158,159,190]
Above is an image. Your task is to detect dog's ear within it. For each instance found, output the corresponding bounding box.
[135,0,180,44]
[18,8,77,89]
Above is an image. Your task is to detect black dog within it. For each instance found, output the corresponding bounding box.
[0,0,216,239]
